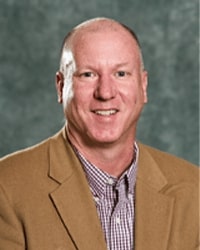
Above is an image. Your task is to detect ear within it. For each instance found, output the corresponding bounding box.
[142,70,148,103]
[55,71,64,103]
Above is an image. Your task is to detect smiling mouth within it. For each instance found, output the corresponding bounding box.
[93,109,118,116]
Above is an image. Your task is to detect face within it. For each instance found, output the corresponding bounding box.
[57,26,148,147]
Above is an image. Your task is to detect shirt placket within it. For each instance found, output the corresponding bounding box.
[111,178,133,250]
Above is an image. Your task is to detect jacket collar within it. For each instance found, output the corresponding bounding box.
[135,143,175,250]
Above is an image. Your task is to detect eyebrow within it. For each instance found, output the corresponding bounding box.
[114,62,130,67]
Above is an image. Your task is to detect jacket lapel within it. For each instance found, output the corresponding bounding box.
[135,143,175,250]
[48,129,107,250]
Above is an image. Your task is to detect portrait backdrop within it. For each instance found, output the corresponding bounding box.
[0,0,199,165]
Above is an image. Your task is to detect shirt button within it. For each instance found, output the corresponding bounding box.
[107,178,114,185]
[128,193,132,200]
[116,217,121,224]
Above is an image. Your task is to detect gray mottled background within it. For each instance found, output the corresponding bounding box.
[0,0,199,165]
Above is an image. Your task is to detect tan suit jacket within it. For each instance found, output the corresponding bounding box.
[0,128,199,250]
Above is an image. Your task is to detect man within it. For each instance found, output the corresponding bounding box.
[0,17,198,250]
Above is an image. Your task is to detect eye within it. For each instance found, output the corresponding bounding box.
[115,71,128,77]
[81,72,96,78]
[74,70,98,82]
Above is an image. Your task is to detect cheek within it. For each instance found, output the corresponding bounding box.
[63,82,87,110]
[66,88,88,117]
[73,82,93,105]
[65,94,90,130]
[121,84,137,103]
[65,98,80,126]
[124,86,144,108]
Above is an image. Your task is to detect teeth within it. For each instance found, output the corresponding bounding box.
[95,110,117,116]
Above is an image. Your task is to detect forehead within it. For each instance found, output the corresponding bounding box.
[71,25,141,64]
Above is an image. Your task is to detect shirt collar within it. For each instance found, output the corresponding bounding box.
[72,143,139,199]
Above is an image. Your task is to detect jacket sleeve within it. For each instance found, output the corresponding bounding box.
[0,184,25,249]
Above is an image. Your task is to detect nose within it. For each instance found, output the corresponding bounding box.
[94,75,117,101]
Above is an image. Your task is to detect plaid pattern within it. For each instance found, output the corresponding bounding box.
[74,144,138,250]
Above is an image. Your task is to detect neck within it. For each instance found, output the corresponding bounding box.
[66,127,136,178]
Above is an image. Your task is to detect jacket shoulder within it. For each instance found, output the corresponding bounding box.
[0,130,64,180]
[138,143,198,185]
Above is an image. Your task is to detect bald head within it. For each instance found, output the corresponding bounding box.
[72,17,141,46]
[59,17,144,73]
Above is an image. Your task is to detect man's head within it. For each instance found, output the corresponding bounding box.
[56,17,148,147]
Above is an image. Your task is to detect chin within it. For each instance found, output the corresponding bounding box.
[89,132,121,145]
